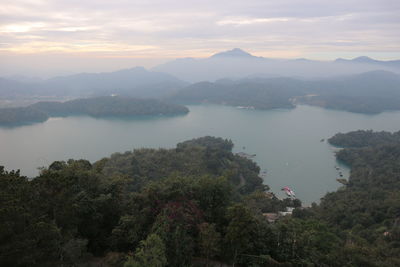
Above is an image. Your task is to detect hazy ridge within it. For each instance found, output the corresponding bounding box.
[1,49,400,115]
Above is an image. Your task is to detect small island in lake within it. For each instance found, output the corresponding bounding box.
[0,96,189,125]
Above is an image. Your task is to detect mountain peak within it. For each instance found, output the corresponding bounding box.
[334,58,347,62]
[352,56,376,63]
[211,48,255,58]
[335,56,378,64]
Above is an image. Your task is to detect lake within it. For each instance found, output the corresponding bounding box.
[1,104,400,204]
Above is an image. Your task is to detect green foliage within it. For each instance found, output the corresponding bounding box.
[273,218,341,265]
[61,238,89,264]
[111,215,146,252]
[2,133,400,266]
[329,130,400,148]
[177,136,234,152]
[314,130,400,265]
[198,223,221,263]
[102,136,264,193]
[243,190,286,213]
[148,184,203,266]
[224,204,259,264]
[0,167,62,266]
[124,234,167,267]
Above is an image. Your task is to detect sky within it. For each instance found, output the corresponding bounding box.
[0,0,399,77]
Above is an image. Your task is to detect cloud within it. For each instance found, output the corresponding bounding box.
[0,0,399,76]
[0,22,47,33]
[216,17,291,26]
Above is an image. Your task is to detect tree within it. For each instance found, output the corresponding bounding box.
[224,204,258,266]
[198,223,221,266]
[0,167,62,266]
[61,238,89,264]
[124,234,167,267]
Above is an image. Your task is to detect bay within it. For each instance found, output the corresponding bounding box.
[1,104,400,204]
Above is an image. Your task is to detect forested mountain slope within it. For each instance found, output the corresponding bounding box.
[1,134,400,266]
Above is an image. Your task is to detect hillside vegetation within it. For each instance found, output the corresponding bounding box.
[1,134,400,266]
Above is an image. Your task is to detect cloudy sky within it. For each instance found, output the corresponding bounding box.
[0,0,399,77]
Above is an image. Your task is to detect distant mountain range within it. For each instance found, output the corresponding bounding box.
[153,48,400,82]
[210,48,262,59]
[0,67,187,100]
[1,48,399,114]
[335,56,400,68]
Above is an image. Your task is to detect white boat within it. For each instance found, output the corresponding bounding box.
[281,186,296,198]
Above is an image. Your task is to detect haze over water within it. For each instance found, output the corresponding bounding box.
[1,104,400,204]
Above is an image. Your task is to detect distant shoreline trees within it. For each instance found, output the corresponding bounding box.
[0,96,189,125]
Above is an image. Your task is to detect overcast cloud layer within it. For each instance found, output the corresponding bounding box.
[0,0,399,76]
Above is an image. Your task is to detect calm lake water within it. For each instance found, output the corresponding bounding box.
[1,104,400,204]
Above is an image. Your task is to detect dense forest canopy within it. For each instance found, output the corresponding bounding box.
[329,130,400,148]
[0,96,189,125]
[1,134,400,266]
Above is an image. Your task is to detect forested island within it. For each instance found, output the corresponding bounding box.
[1,134,399,266]
[0,96,189,125]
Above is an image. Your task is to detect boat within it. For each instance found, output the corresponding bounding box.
[236,106,255,110]
[281,186,296,198]
[336,178,348,185]
[236,152,256,159]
